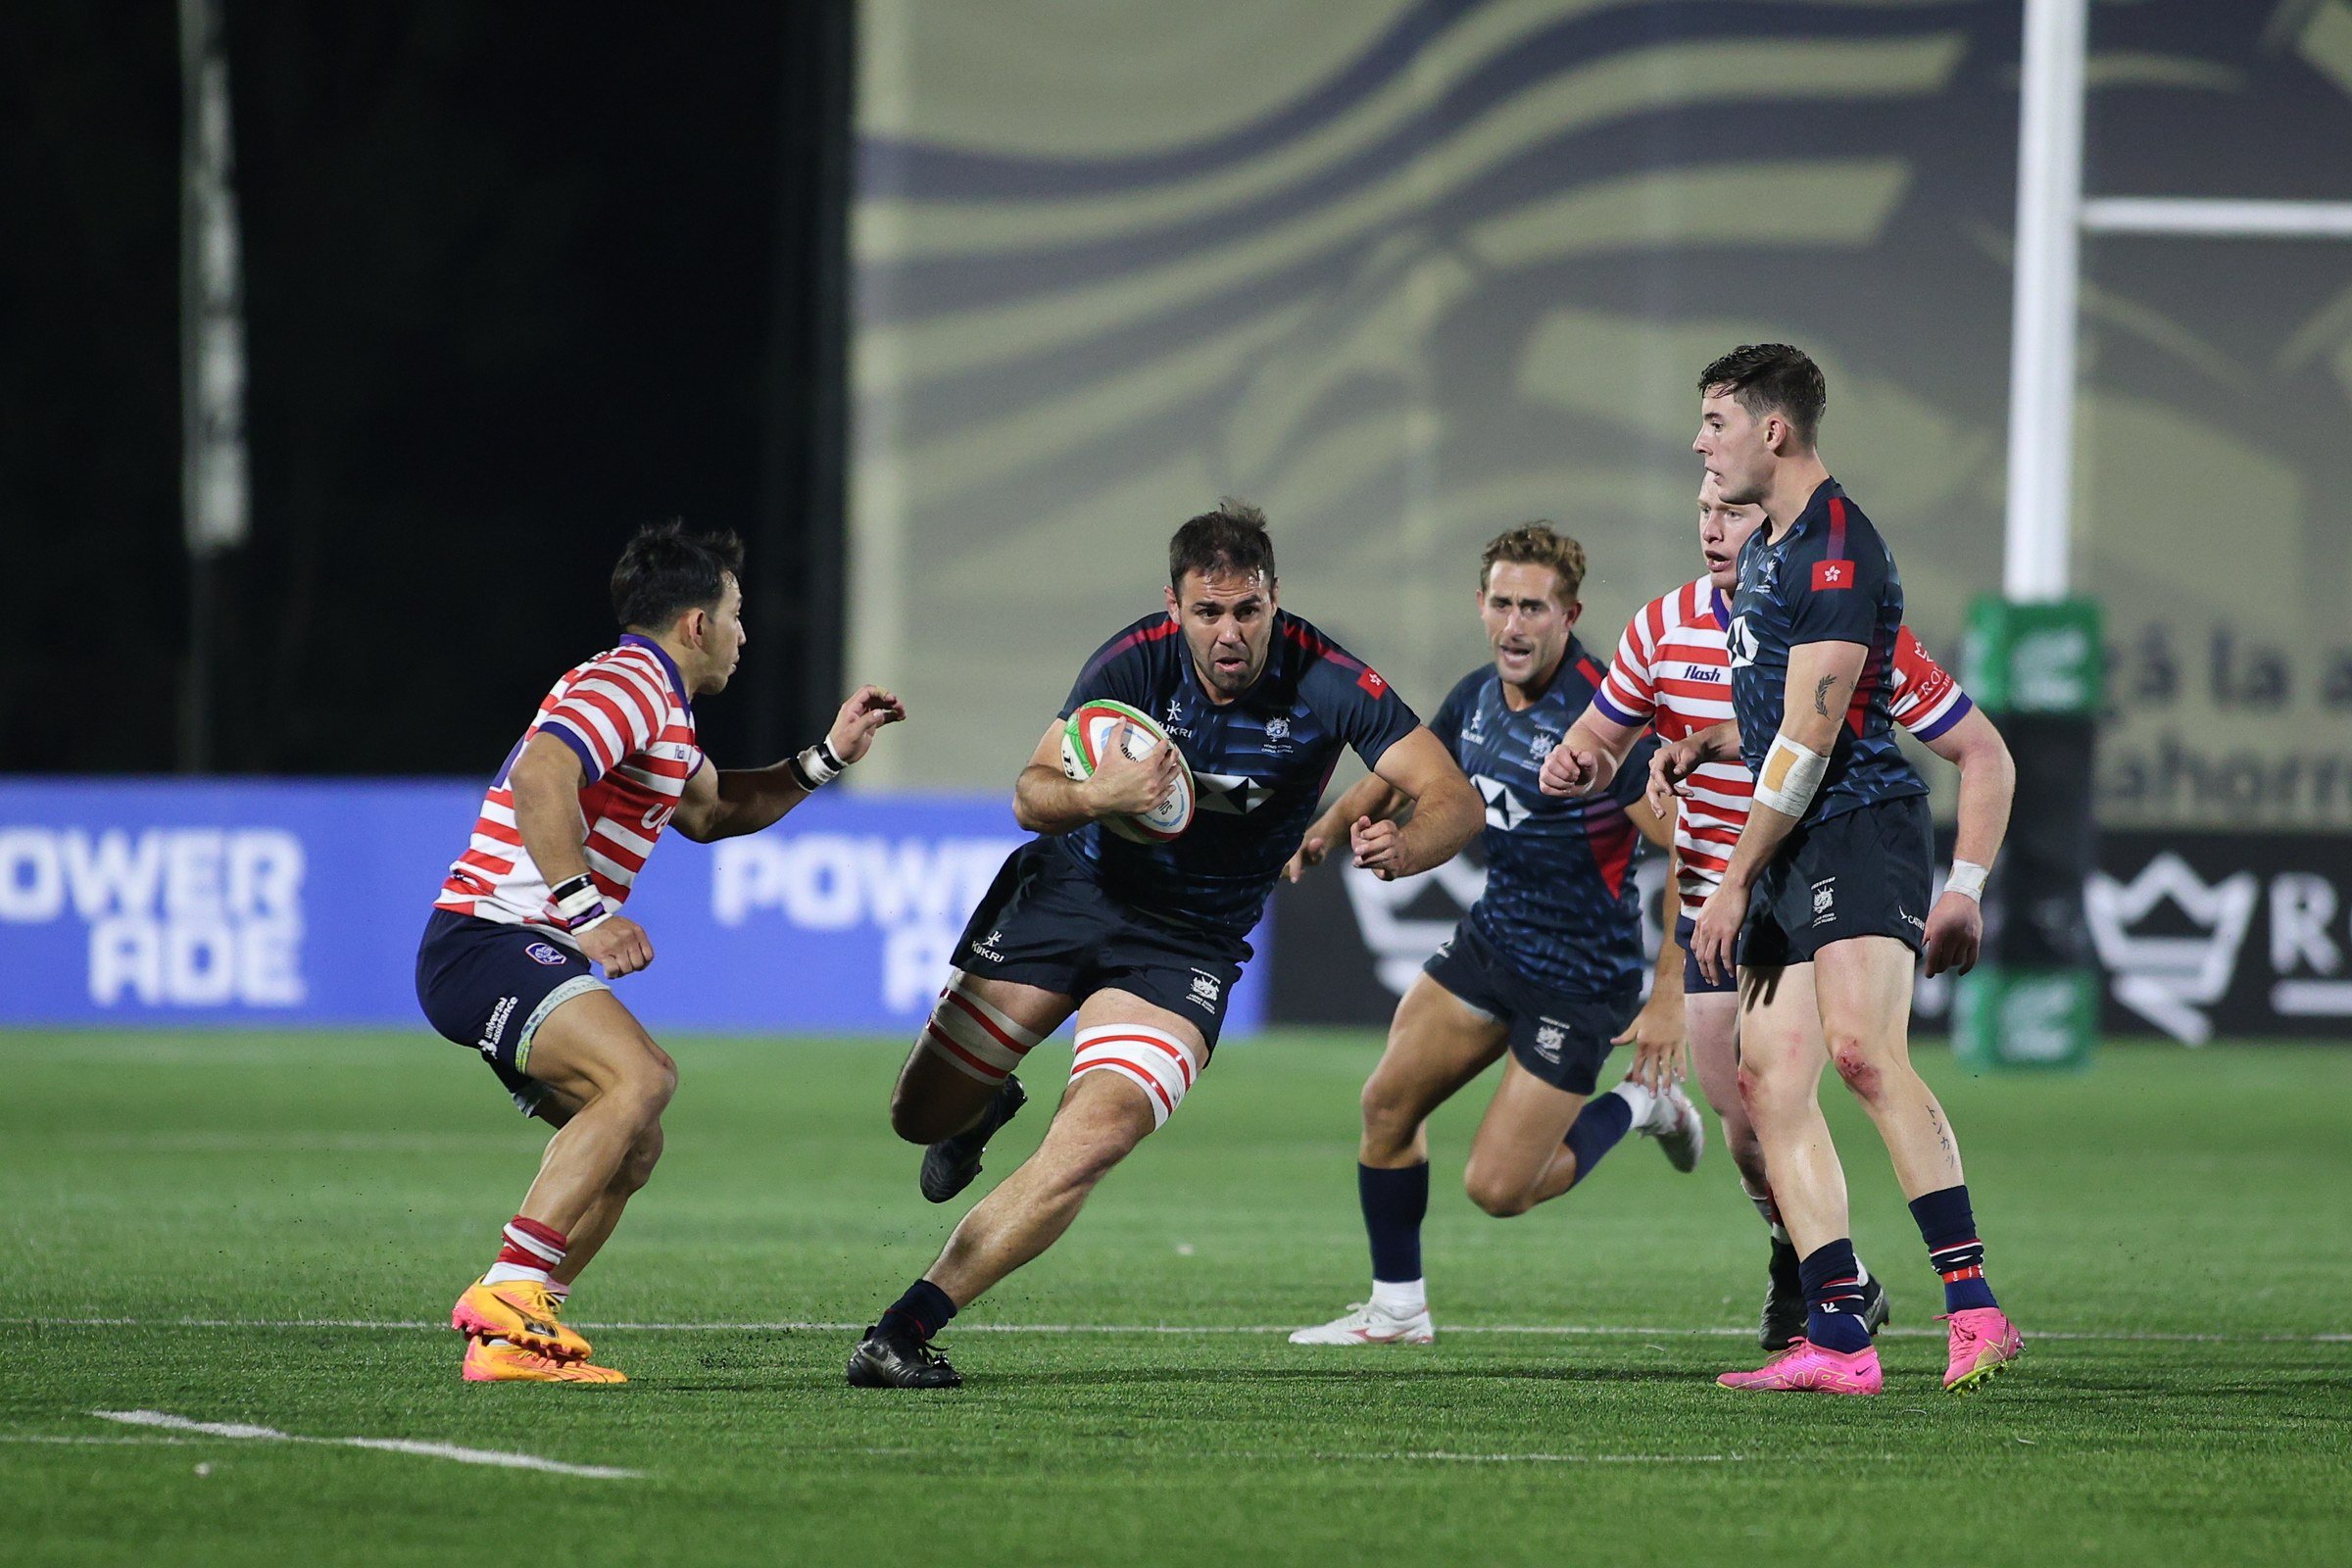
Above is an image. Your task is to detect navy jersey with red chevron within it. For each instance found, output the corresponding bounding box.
[1427,640,1653,998]
[1056,610,1420,938]
[1726,477,1927,828]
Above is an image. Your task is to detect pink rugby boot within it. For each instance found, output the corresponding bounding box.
[1717,1339,1884,1395]
[1941,1307,2023,1393]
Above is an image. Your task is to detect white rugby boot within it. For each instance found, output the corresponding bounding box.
[1288,1299,1436,1346]
[1635,1081,1705,1173]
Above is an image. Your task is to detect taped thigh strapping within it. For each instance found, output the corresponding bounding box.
[1069,1024,1197,1129]
[918,968,1046,1084]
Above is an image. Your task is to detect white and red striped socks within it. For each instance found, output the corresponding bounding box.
[481,1215,566,1287]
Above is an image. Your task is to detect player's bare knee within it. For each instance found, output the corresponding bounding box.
[1461,1157,1537,1218]
[1828,1039,1884,1103]
[1358,1079,1422,1159]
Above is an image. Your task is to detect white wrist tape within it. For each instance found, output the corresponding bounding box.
[1753,732,1828,819]
[795,743,844,788]
[1945,859,1989,903]
[552,874,612,934]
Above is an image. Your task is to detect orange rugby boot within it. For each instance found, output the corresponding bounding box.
[451,1277,592,1361]
[463,1338,626,1385]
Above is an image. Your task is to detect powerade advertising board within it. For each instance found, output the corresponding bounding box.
[0,780,1267,1036]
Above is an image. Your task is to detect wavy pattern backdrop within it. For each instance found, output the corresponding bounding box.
[852,0,2352,831]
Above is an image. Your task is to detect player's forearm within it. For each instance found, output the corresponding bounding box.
[1314,774,1405,842]
[697,764,815,840]
[1718,802,1797,892]
[1561,718,1622,794]
[1649,916,1687,1010]
[1690,719,1741,763]
[1947,736,2015,872]
[1013,764,1098,835]
[1389,773,1482,876]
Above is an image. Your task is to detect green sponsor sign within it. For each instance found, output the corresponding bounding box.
[1952,966,2098,1072]
[1962,597,2105,715]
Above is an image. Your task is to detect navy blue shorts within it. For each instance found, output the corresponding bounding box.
[952,840,1250,1050]
[1422,917,1640,1097]
[1740,795,1935,969]
[416,909,611,1116]
[1676,914,1738,996]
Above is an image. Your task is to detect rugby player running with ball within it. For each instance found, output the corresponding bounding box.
[1543,345,2022,1394]
[419,521,905,1384]
[1287,524,1704,1348]
[849,502,1482,1388]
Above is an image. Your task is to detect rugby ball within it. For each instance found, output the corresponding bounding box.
[1060,699,1196,844]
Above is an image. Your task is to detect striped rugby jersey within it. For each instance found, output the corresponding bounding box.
[436,633,705,934]
[1593,578,1971,921]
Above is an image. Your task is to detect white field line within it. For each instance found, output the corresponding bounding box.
[89,1410,641,1480]
[3,1316,2345,1346]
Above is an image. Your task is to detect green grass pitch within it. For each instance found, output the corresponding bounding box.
[2,1030,2346,1566]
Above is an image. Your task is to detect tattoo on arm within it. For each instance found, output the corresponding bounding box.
[1813,674,1838,718]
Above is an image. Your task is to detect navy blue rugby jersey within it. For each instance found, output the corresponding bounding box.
[1055,611,1421,937]
[1726,478,1927,828]
[1427,641,1654,998]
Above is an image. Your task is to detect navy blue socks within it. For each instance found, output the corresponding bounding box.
[1798,1240,1874,1353]
[1910,1184,1999,1312]
[1359,1162,1429,1283]
[879,1279,956,1344]
[1561,1090,1636,1188]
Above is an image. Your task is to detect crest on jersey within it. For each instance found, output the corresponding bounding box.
[1533,1019,1567,1062]
[1811,877,1838,924]
[1188,969,1223,1009]
[1264,716,1291,743]
[1528,728,1558,763]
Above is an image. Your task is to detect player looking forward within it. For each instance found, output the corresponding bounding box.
[1650,344,2019,1393]
[1544,472,2014,1352]
[849,501,1482,1389]
[418,521,905,1384]
[1287,524,1703,1348]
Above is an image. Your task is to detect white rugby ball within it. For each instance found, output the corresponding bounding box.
[1060,698,1196,844]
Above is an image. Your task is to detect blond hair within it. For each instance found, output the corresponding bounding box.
[1479,522,1586,605]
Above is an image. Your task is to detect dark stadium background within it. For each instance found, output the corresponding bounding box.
[0,3,851,777]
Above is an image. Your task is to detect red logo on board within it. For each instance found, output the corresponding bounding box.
[1357,667,1388,696]
[1813,560,1856,590]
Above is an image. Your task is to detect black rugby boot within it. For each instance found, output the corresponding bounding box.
[1760,1237,1807,1351]
[846,1322,963,1389]
[919,1074,1027,1203]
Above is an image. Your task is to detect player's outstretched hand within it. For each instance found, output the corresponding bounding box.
[1689,880,1747,988]
[1538,742,1598,797]
[1648,737,1709,813]
[1349,814,1411,881]
[1084,720,1181,818]
[828,685,907,764]
[1922,889,1984,978]
[580,914,655,978]
[1284,825,1335,882]
[1612,997,1688,1092]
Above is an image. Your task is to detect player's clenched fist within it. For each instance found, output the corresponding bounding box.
[580,913,656,978]
[1922,889,1983,978]
[828,685,907,764]
[1539,741,1600,797]
[1083,721,1181,818]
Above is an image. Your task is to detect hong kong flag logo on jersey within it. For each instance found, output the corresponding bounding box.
[1357,666,1388,697]
[1813,559,1856,590]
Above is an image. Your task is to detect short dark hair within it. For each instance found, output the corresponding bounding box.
[1697,343,1826,448]
[610,519,745,631]
[1479,522,1586,605]
[1168,499,1276,590]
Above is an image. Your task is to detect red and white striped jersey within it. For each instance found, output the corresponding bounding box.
[1592,578,1972,920]
[436,634,705,933]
